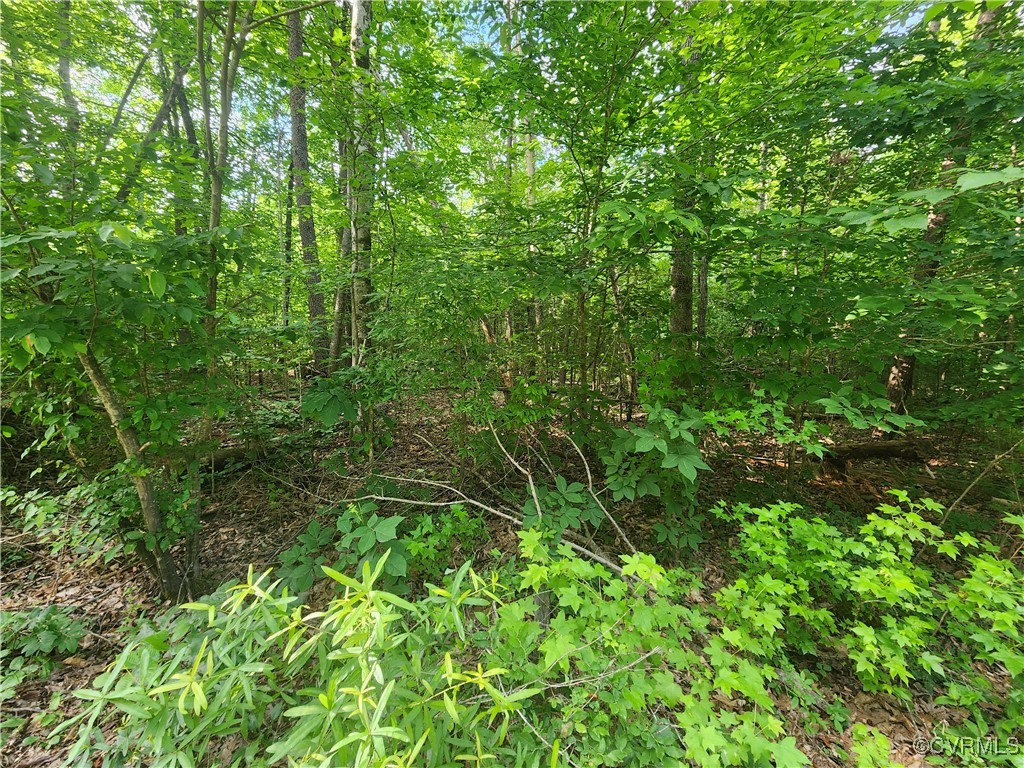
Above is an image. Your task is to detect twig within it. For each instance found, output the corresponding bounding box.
[489,421,543,525]
[344,489,627,578]
[565,433,637,554]
[940,438,1023,525]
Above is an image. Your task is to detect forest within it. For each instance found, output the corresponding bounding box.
[1,0,1022,766]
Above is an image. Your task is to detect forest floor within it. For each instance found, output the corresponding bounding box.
[1,393,1018,768]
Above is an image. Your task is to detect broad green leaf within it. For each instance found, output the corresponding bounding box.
[883,214,929,235]
[149,271,167,299]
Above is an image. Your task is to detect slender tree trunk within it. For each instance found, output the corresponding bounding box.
[350,0,374,367]
[78,351,182,599]
[670,224,695,392]
[282,160,294,326]
[669,236,694,344]
[198,1,251,382]
[576,291,588,390]
[610,267,638,417]
[57,0,80,226]
[330,137,353,366]
[113,62,189,206]
[288,9,328,368]
[697,250,709,340]
[329,9,353,369]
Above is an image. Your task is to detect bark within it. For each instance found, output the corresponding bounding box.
[350,0,374,367]
[114,62,189,206]
[282,159,294,326]
[818,439,926,479]
[77,351,183,599]
[609,267,638,419]
[288,10,328,367]
[57,0,80,226]
[329,11,353,368]
[669,236,694,343]
[576,291,588,389]
[697,250,709,339]
[100,45,153,156]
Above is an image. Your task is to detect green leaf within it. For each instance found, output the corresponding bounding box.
[111,222,133,245]
[957,166,1024,191]
[149,271,167,299]
[31,334,52,355]
[373,516,403,543]
[770,737,809,766]
[883,214,929,235]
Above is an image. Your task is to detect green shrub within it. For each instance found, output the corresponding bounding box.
[713,493,1024,754]
[53,495,1024,767]
[57,540,805,767]
[1,605,89,743]
[405,503,488,583]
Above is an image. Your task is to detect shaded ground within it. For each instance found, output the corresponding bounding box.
[1,392,1019,767]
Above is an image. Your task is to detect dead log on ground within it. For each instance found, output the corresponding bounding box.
[817,438,927,479]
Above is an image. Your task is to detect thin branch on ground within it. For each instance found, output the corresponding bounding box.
[565,433,637,554]
[940,438,1023,525]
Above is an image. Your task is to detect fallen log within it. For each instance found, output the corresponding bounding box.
[817,438,926,478]
[198,443,273,473]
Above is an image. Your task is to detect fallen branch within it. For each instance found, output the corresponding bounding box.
[344,476,629,579]
[940,438,1023,525]
[817,438,926,478]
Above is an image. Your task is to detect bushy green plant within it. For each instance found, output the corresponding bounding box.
[712,493,1024,745]
[405,504,488,583]
[1,474,146,565]
[334,502,407,579]
[0,606,88,660]
[278,518,336,592]
[56,555,527,767]
[521,474,604,538]
[279,503,408,593]
[57,537,812,767]
[601,401,711,552]
[1,605,89,739]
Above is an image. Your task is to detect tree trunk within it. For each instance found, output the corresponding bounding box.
[350,0,374,367]
[609,267,638,417]
[669,236,694,343]
[288,9,328,368]
[282,159,294,326]
[77,351,183,600]
[329,10,353,369]
[197,1,252,408]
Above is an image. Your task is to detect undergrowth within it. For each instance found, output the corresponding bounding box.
[52,492,1024,767]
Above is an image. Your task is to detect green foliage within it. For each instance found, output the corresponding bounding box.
[335,502,408,580]
[521,474,604,537]
[278,519,335,593]
[0,472,176,566]
[0,605,88,660]
[56,557,527,768]
[602,402,710,501]
[849,724,902,768]
[279,503,408,593]
[57,543,813,767]
[4,0,1024,761]
[713,493,1024,733]
[50,492,1024,766]
[0,605,89,741]
[601,402,710,552]
[405,504,489,583]
[300,371,360,430]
